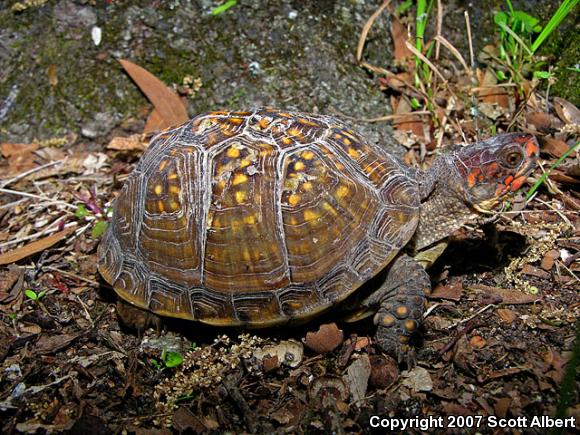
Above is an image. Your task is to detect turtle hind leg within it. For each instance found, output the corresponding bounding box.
[363,254,429,364]
[116,300,163,338]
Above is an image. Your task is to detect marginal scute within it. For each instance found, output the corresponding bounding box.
[98,108,420,326]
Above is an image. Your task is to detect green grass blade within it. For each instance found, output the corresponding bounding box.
[211,0,237,16]
[526,141,580,200]
[531,0,579,53]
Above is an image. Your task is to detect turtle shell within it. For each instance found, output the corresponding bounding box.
[97,108,420,326]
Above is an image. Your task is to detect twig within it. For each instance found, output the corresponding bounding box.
[0,188,78,210]
[0,220,76,250]
[359,111,431,123]
[44,265,101,287]
[433,35,469,73]
[0,159,67,188]
[435,0,443,60]
[446,303,495,330]
[356,0,392,63]
[464,11,475,68]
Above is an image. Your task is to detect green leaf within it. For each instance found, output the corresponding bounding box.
[24,289,37,301]
[496,70,507,81]
[396,0,413,15]
[512,10,540,32]
[410,97,421,109]
[91,221,108,238]
[150,359,161,370]
[494,11,508,26]
[211,0,237,16]
[75,204,89,218]
[533,70,553,79]
[191,341,197,349]
[37,290,46,299]
[164,351,183,368]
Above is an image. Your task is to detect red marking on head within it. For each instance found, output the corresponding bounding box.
[504,175,514,185]
[510,175,526,191]
[467,169,480,187]
[525,139,540,158]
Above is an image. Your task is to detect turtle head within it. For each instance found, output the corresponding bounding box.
[414,133,538,251]
[448,133,539,213]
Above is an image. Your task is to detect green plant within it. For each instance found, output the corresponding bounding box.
[24,289,46,302]
[211,0,237,16]
[414,0,435,87]
[493,0,578,83]
[151,348,184,370]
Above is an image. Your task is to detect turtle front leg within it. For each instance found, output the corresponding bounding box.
[363,254,429,362]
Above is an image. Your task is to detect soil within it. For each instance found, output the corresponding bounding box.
[0,1,578,434]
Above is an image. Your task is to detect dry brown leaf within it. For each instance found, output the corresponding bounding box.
[526,112,563,131]
[0,227,76,266]
[390,17,412,62]
[430,280,463,301]
[496,308,517,324]
[469,284,541,304]
[304,323,344,354]
[107,134,148,152]
[0,142,38,158]
[144,108,167,134]
[553,97,580,125]
[469,335,486,349]
[540,137,576,158]
[118,59,189,130]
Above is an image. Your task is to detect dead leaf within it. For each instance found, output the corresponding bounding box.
[107,134,147,152]
[430,280,463,301]
[390,17,412,62]
[540,137,575,158]
[35,333,81,355]
[0,142,38,157]
[526,112,563,132]
[541,250,560,270]
[469,284,542,304]
[304,323,344,354]
[118,59,189,130]
[553,97,580,125]
[496,308,517,324]
[493,397,511,418]
[477,367,528,383]
[469,335,486,349]
[0,227,76,266]
[401,366,433,392]
[343,354,371,404]
[172,407,206,433]
[144,108,167,134]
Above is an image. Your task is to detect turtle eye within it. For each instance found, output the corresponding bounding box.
[501,148,524,168]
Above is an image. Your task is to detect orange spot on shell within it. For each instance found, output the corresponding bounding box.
[294,161,305,171]
[227,147,241,158]
[154,185,163,195]
[282,137,292,145]
[232,173,248,185]
[303,209,320,221]
[301,150,315,160]
[159,160,168,171]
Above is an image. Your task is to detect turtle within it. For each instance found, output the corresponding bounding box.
[97,108,539,358]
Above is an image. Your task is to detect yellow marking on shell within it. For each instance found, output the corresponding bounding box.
[235,190,247,203]
[288,193,301,207]
[288,216,298,225]
[322,201,337,215]
[334,133,341,139]
[347,148,360,159]
[227,147,240,158]
[336,185,350,198]
[302,182,313,191]
[168,172,179,180]
[294,161,305,171]
[240,159,251,168]
[232,173,248,185]
[157,200,165,212]
[154,185,163,195]
[231,219,242,231]
[159,161,168,171]
[228,117,244,125]
[212,217,221,228]
[404,319,417,331]
[170,201,180,211]
[303,209,320,222]
[301,150,315,160]
[288,127,301,137]
[169,185,180,194]
[243,215,256,225]
[282,137,292,145]
[343,137,352,146]
[242,248,251,261]
[298,117,318,126]
[258,118,270,129]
